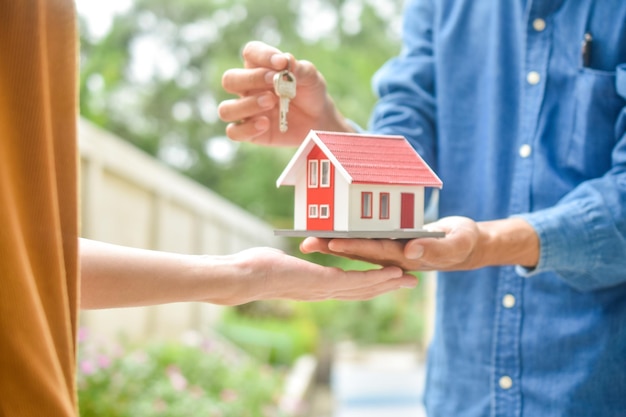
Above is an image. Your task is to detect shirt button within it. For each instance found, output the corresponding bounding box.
[499,375,513,390]
[527,71,541,85]
[519,144,532,158]
[532,18,546,32]
[502,294,516,308]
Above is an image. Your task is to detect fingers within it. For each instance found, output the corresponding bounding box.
[300,237,331,254]
[328,239,406,259]
[218,42,288,143]
[317,264,403,288]
[330,276,418,301]
[349,264,405,282]
[221,67,273,95]
[300,265,417,301]
[351,267,417,290]
[404,238,434,260]
[291,59,324,89]
[218,90,277,142]
[241,41,290,70]
[224,117,270,143]
[219,92,276,121]
[222,42,290,98]
[314,238,408,266]
[300,237,414,269]
[225,43,322,96]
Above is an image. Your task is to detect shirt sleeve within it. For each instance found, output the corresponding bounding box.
[368,0,437,171]
[516,64,626,292]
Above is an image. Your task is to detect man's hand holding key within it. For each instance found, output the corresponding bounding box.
[218,41,356,147]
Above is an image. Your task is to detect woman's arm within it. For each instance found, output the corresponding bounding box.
[79,238,415,309]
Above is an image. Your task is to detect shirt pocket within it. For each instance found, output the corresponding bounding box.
[567,65,626,178]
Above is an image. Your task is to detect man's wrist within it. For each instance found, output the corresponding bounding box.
[319,94,355,133]
[477,218,540,269]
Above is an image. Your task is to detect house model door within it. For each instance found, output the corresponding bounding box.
[400,193,415,229]
[306,147,334,230]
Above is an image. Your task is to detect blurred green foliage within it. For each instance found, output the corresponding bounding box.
[217,301,319,365]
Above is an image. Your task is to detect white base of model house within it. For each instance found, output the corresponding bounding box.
[274,229,445,239]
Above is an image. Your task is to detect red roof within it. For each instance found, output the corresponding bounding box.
[314,131,442,187]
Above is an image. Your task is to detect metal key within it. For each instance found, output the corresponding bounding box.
[273,69,296,133]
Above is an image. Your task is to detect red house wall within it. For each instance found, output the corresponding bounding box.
[307,146,334,230]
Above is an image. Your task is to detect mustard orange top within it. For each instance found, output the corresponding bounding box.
[0,1,79,415]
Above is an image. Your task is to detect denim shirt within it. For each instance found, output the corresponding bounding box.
[369,1,626,416]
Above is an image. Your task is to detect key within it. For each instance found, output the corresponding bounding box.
[273,69,296,133]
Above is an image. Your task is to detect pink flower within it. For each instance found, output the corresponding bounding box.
[97,354,111,369]
[78,327,89,344]
[80,360,96,375]
[131,351,148,364]
[220,388,238,403]
[166,366,188,391]
[189,385,204,398]
[153,398,167,412]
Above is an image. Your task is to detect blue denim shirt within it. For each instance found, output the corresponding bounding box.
[369,1,626,416]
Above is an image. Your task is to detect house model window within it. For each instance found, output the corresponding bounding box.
[320,204,330,219]
[380,192,390,219]
[308,160,318,188]
[275,130,444,239]
[361,192,373,219]
[320,160,330,187]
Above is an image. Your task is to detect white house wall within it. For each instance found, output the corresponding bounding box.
[293,171,307,229]
[346,184,425,231]
[333,174,351,231]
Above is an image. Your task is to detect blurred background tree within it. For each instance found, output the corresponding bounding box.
[77,0,404,226]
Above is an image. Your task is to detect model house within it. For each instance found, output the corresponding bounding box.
[275,130,443,238]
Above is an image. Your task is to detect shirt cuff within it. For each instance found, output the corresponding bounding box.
[511,199,597,278]
[511,212,543,278]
